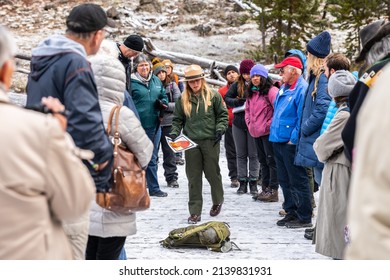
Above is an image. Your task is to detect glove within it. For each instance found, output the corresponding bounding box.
[213,131,223,147]
[170,134,178,142]
[155,99,168,111]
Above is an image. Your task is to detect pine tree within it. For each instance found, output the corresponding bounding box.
[326,0,385,60]
[251,0,323,62]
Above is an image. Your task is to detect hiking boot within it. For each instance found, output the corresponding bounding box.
[167,180,179,188]
[276,215,297,226]
[230,179,239,188]
[236,180,248,194]
[249,180,258,195]
[285,220,313,229]
[210,204,222,217]
[304,231,314,240]
[188,214,201,224]
[259,188,279,202]
[149,190,168,197]
[252,186,270,201]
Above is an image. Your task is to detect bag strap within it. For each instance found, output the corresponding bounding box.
[107,105,120,135]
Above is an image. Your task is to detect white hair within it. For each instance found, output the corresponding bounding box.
[0,25,17,70]
[366,35,390,66]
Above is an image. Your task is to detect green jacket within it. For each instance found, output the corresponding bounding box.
[171,90,228,140]
[131,74,168,129]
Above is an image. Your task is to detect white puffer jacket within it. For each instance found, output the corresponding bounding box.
[88,53,153,238]
[90,54,153,168]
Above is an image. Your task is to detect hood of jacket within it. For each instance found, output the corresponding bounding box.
[30,35,87,81]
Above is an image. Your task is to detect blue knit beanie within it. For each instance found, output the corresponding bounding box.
[250,64,268,78]
[306,31,331,58]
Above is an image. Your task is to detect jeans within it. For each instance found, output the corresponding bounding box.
[273,142,312,222]
[161,126,178,183]
[144,126,162,194]
[224,126,237,180]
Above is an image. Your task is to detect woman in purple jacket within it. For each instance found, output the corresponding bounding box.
[245,64,279,202]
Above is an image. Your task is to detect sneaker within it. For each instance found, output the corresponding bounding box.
[167,180,179,188]
[276,215,297,226]
[188,214,201,224]
[230,179,239,188]
[285,220,313,229]
[149,190,168,197]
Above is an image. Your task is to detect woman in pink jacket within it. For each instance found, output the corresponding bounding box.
[245,64,279,202]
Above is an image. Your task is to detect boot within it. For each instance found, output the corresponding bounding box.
[260,188,279,202]
[253,186,269,200]
[236,180,248,194]
[249,180,258,195]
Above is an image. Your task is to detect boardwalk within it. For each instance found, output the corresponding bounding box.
[124,146,328,260]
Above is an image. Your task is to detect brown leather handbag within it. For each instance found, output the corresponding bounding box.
[96,105,150,213]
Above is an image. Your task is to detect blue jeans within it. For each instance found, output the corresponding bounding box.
[144,127,162,194]
[272,142,312,222]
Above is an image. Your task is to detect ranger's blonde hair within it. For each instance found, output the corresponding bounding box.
[182,79,213,118]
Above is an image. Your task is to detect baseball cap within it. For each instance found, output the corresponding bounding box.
[66,3,111,33]
[274,56,303,69]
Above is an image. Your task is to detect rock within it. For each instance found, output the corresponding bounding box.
[137,0,162,13]
[183,0,207,14]
[106,6,120,19]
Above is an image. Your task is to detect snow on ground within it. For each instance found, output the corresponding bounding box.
[124,143,329,260]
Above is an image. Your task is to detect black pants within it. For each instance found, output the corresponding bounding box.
[160,125,178,183]
[86,235,126,260]
[254,135,278,189]
[224,126,237,180]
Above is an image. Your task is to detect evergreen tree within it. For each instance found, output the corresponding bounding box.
[251,0,323,62]
[326,0,385,60]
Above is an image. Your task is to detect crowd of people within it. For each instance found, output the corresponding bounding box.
[1,2,390,260]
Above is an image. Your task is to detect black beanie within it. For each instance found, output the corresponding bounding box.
[123,35,144,52]
[224,65,239,76]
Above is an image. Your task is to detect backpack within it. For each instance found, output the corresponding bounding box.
[160,221,238,253]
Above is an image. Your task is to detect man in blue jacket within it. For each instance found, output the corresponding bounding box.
[26,3,113,259]
[270,56,313,229]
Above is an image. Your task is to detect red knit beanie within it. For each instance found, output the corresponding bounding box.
[239,59,255,75]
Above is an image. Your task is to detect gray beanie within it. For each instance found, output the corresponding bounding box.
[328,70,356,98]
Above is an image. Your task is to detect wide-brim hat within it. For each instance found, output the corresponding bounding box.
[356,19,390,63]
[180,64,205,82]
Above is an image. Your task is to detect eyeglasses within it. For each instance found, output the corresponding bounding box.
[279,67,291,74]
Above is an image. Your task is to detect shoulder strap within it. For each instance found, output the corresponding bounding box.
[107,105,118,135]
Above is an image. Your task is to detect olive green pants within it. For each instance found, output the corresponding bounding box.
[185,139,224,215]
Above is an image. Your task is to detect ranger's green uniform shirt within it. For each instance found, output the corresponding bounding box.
[171,90,228,139]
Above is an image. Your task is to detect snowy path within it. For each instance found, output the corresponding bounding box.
[124,144,328,260]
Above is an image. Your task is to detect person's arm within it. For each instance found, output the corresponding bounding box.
[213,92,229,134]
[45,119,95,221]
[313,110,349,162]
[63,67,112,166]
[290,83,307,144]
[301,74,331,136]
[224,82,244,108]
[171,96,185,137]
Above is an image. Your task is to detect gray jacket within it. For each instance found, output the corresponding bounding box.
[161,81,181,127]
